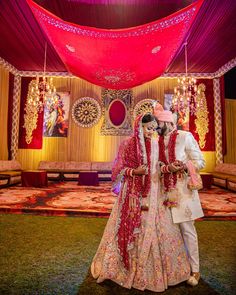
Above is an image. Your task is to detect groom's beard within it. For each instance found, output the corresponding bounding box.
[159,123,168,136]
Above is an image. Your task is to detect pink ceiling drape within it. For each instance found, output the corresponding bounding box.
[27,0,203,89]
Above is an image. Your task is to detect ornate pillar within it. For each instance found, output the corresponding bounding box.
[10,75,21,160]
[213,78,223,164]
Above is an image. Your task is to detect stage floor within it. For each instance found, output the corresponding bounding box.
[0,182,235,220]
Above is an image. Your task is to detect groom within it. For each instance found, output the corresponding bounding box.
[154,103,205,286]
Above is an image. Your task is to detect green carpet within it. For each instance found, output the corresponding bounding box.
[0,214,235,295]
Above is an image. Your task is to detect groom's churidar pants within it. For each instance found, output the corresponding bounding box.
[179,221,199,273]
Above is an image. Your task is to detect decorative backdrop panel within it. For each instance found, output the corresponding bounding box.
[71,97,101,128]
[101,89,133,136]
[189,79,215,151]
[18,77,43,149]
[14,76,216,170]
[133,99,156,119]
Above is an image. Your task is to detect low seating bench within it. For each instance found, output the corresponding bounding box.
[38,161,113,182]
[0,173,11,187]
[0,160,22,188]
[212,163,236,191]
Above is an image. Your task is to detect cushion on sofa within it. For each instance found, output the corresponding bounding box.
[47,172,62,177]
[227,180,236,191]
[0,174,10,186]
[0,160,21,172]
[211,172,233,180]
[63,173,79,179]
[0,179,9,186]
[9,175,21,184]
[64,162,91,171]
[38,161,65,170]
[0,171,21,176]
[91,162,113,171]
[212,177,227,188]
[214,163,236,176]
[227,176,236,182]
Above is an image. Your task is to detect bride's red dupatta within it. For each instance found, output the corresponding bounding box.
[111,115,151,270]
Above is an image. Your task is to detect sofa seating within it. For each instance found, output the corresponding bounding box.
[38,161,113,181]
[91,162,113,181]
[38,161,65,181]
[226,176,236,191]
[0,160,22,188]
[63,162,91,180]
[212,163,236,191]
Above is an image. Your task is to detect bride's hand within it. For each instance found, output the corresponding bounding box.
[133,165,148,175]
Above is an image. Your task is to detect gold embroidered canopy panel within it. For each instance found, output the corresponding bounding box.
[27,0,203,89]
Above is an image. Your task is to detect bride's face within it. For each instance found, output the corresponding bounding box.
[142,120,158,139]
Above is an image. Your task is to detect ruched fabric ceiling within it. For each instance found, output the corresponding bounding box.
[27,0,203,89]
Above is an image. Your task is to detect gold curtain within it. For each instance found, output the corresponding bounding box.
[133,77,177,104]
[16,76,215,171]
[0,65,9,160]
[17,77,178,169]
[224,99,236,164]
[17,77,127,169]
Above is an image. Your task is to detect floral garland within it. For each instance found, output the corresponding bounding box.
[159,130,178,192]
[142,138,151,198]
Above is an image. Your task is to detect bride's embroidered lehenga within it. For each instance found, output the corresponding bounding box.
[91,115,190,292]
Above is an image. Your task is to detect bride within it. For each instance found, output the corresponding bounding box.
[91,113,190,292]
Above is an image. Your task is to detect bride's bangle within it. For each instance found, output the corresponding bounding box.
[126,168,134,177]
[161,165,170,174]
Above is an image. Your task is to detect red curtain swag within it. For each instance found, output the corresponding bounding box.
[27,0,203,89]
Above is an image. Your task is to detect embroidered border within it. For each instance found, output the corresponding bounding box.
[33,6,196,38]
[1,57,235,79]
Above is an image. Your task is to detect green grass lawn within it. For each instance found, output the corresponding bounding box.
[0,214,235,295]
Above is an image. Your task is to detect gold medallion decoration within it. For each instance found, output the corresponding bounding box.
[133,99,156,119]
[194,83,209,149]
[72,97,101,128]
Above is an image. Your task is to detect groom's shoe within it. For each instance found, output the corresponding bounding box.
[187,272,200,286]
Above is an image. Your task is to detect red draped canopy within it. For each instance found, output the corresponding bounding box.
[27,0,203,89]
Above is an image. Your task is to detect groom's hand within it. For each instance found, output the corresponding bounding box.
[168,162,182,172]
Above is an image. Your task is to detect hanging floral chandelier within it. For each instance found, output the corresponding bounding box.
[172,42,202,116]
[30,75,57,112]
[23,43,57,144]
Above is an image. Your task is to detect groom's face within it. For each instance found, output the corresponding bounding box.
[158,121,169,136]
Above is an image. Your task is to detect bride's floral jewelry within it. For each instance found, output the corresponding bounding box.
[125,168,134,177]
[159,130,178,191]
[161,164,171,173]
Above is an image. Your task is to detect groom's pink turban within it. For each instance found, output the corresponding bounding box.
[153,102,174,123]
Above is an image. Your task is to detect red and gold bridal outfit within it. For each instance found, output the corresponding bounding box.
[91,115,190,292]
